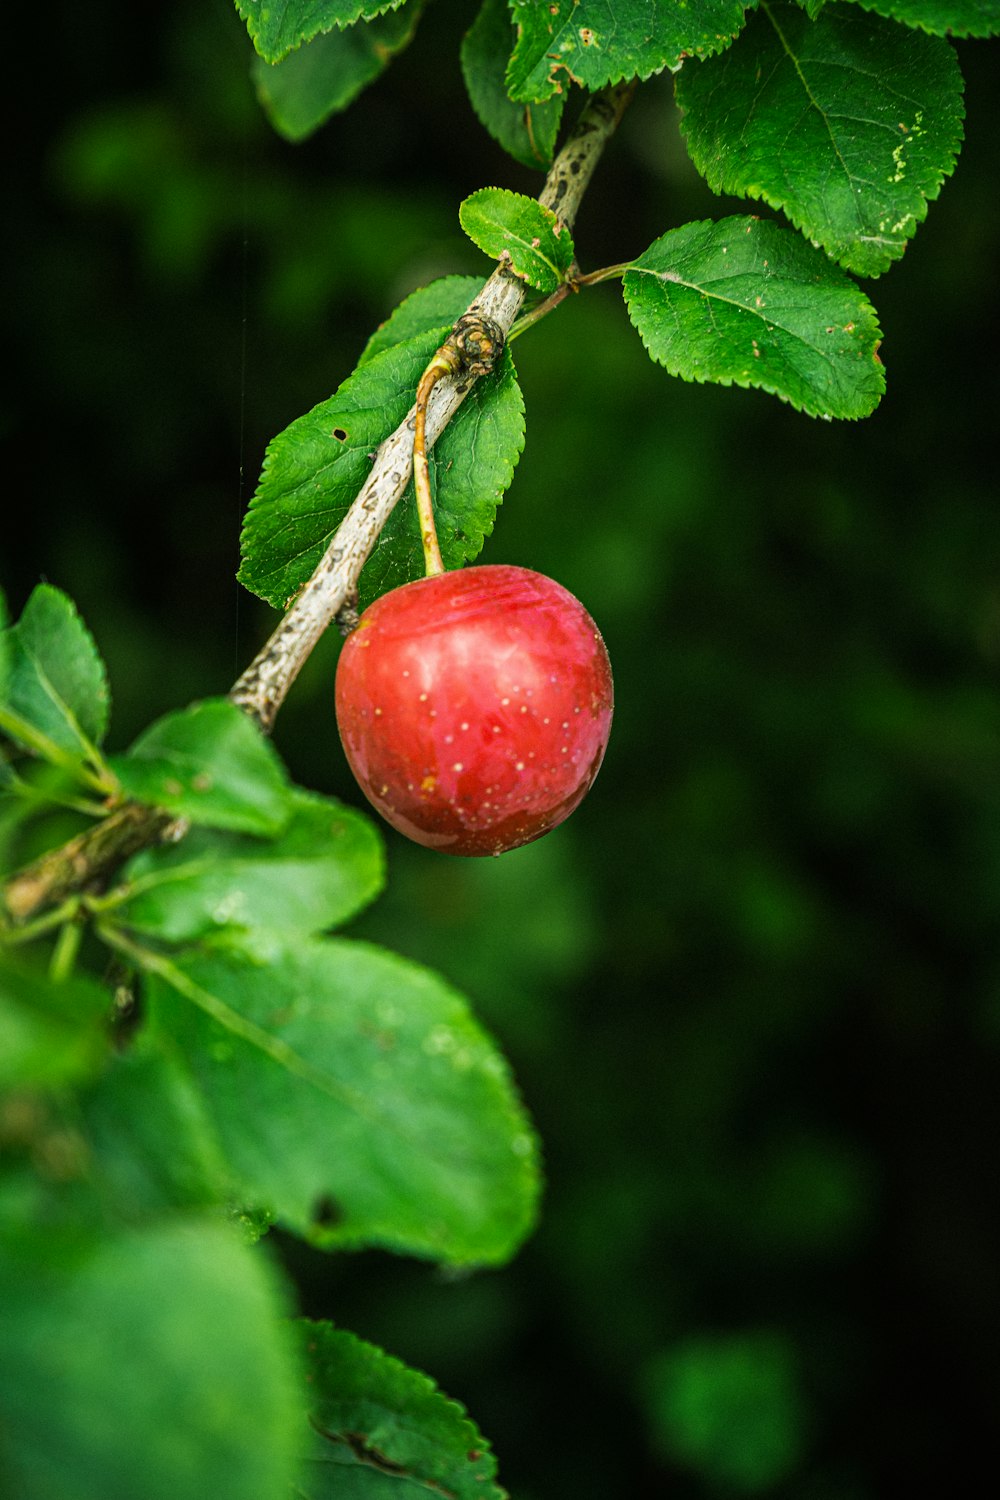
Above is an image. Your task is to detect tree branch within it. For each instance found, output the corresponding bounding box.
[229,80,634,733]
[2,805,177,925]
[0,82,634,928]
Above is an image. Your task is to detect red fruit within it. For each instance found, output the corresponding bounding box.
[335,564,613,856]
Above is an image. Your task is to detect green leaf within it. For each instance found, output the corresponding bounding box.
[0,586,110,768]
[252,4,422,142]
[240,340,416,610]
[623,216,885,419]
[139,937,540,1265]
[461,0,565,168]
[81,1046,233,1219]
[109,788,384,944]
[236,0,409,64]
[108,698,290,835]
[459,187,575,293]
[843,0,1000,37]
[506,0,750,103]
[297,1321,505,1500]
[0,762,104,883]
[359,276,482,364]
[239,292,525,611]
[0,960,110,1091]
[676,2,965,277]
[0,1217,302,1500]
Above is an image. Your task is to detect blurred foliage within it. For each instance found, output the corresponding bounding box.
[642,1329,807,1493]
[4,1,1000,1496]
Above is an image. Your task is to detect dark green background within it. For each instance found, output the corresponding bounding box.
[4,2,1000,1495]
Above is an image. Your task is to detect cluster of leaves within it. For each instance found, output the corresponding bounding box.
[0,584,538,1496]
[239,275,526,609]
[234,0,995,618]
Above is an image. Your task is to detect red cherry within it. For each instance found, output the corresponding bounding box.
[335,564,613,856]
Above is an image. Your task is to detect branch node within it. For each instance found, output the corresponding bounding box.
[336,592,361,635]
[451,314,506,378]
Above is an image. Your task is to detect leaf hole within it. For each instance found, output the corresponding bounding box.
[311,1193,345,1229]
[332,427,349,442]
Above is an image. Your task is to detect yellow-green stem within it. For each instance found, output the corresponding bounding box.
[49,916,84,983]
[509,262,632,342]
[413,351,459,577]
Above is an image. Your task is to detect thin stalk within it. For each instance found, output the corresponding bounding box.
[0,897,80,948]
[510,261,634,341]
[49,917,84,983]
[509,282,574,340]
[6,777,110,819]
[413,350,460,577]
[575,262,634,286]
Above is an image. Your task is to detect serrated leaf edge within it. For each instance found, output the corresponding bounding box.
[622,219,885,420]
[239,0,409,65]
[677,2,967,278]
[237,331,447,609]
[846,0,1000,39]
[2,585,112,772]
[301,1319,507,1500]
[459,187,574,291]
[505,1,751,103]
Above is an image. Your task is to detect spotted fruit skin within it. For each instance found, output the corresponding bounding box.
[334,565,613,856]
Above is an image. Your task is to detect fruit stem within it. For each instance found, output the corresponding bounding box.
[413,349,459,577]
